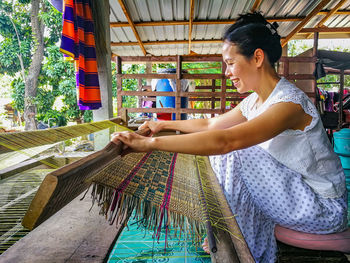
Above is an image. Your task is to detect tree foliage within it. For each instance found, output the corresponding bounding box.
[0,0,32,76]
[0,0,92,127]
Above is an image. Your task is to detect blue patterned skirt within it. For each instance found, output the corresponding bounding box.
[209,145,348,263]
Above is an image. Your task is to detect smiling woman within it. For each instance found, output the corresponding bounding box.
[111,12,348,263]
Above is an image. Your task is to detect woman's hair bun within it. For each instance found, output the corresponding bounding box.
[223,12,282,66]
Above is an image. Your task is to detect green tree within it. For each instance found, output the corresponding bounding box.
[0,0,32,77]
[1,0,92,128]
[0,0,64,130]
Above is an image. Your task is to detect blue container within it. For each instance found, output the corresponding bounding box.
[333,128,350,157]
[156,79,175,108]
[155,69,188,120]
[339,155,350,169]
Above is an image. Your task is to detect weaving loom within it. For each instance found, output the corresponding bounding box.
[0,121,254,262]
[86,149,254,262]
[24,145,253,261]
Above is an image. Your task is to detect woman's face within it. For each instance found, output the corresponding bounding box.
[222,42,258,93]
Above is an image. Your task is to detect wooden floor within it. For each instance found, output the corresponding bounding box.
[0,189,121,263]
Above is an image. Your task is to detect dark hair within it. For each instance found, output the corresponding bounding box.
[223,12,282,66]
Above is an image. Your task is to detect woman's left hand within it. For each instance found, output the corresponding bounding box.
[111,131,153,154]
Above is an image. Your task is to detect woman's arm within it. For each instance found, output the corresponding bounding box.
[139,103,247,135]
[113,102,311,155]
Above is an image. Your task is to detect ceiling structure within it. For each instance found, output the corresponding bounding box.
[109,0,350,56]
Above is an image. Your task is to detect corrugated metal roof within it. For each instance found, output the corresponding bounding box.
[109,0,350,56]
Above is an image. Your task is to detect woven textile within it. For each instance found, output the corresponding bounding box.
[89,151,244,246]
[60,0,101,110]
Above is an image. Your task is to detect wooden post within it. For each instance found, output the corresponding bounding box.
[91,0,114,150]
[211,79,216,117]
[176,55,182,120]
[116,56,122,118]
[283,59,289,79]
[145,62,152,118]
[221,61,227,114]
[138,79,143,108]
[278,43,288,76]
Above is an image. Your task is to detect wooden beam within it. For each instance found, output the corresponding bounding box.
[118,55,223,63]
[110,17,305,28]
[189,97,243,102]
[251,0,262,12]
[267,17,303,22]
[188,0,195,54]
[281,0,331,47]
[118,73,225,79]
[279,56,316,63]
[299,27,350,33]
[111,39,222,46]
[22,129,150,230]
[117,0,147,55]
[121,73,176,79]
[125,108,223,114]
[318,9,350,15]
[294,32,350,39]
[112,40,187,46]
[119,90,248,98]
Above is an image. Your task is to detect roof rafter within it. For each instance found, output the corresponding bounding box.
[305,0,347,38]
[281,0,331,47]
[110,17,304,28]
[318,9,350,15]
[111,39,222,46]
[111,37,293,47]
[117,0,147,55]
[300,27,350,33]
[251,0,263,12]
[188,0,195,54]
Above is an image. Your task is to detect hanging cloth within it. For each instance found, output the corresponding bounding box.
[60,0,101,110]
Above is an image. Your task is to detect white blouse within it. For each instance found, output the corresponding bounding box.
[240,77,345,198]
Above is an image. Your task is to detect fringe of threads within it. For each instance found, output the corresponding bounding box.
[90,182,206,246]
[87,152,207,248]
[155,153,177,250]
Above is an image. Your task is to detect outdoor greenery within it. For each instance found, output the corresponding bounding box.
[0,0,92,129]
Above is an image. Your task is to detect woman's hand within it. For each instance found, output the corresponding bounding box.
[202,237,210,254]
[138,121,163,136]
[111,131,153,154]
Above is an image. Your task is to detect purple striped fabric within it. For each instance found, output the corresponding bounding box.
[60,0,101,110]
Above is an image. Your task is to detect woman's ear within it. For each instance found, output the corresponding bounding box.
[254,48,265,68]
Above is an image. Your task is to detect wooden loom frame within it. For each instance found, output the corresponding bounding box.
[20,127,254,262]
